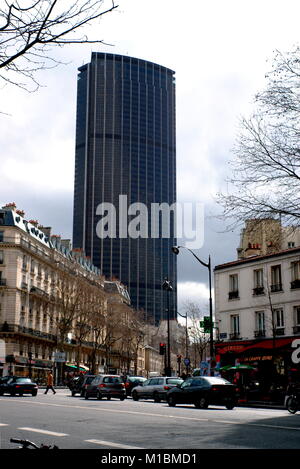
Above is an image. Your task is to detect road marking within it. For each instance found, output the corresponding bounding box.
[0,423,9,427]
[18,427,68,437]
[4,399,300,433]
[85,439,144,449]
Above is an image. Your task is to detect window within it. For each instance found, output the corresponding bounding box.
[273,308,284,335]
[253,269,264,295]
[293,306,300,333]
[229,274,239,299]
[0,251,3,264]
[230,315,240,339]
[271,265,282,292]
[288,242,295,248]
[291,261,300,289]
[255,311,265,337]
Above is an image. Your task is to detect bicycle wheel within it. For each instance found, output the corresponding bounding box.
[287,396,298,414]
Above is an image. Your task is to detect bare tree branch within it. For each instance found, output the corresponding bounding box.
[0,0,118,90]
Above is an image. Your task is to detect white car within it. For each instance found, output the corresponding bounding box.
[131,376,183,402]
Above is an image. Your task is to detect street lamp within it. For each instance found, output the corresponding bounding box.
[162,278,173,376]
[177,311,189,374]
[172,246,214,360]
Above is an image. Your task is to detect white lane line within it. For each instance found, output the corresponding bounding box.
[0,423,9,427]
[18,427,68,437]
[85,439,144,449]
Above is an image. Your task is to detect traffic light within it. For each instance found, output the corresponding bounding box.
[177,355,182,363]
[159,343,166,355]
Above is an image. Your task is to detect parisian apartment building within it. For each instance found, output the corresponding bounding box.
[0,203,163,383]
[214,219,300,386]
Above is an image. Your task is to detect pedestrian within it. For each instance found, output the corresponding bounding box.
[44,371,56,394]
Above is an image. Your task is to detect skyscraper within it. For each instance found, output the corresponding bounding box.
[73,52,177,324]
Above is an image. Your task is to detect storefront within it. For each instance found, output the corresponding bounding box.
[215,336,300,403]
[4,355,53,384]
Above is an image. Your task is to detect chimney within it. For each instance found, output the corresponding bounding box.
[29,220,39,227]
[16,209,25,218]
[38,226,52,238]
[2,202,17,212]
[61,239,72,250]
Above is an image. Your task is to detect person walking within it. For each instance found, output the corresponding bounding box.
[44,371,56,394]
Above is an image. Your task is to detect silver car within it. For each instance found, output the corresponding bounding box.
[131,376,183,402]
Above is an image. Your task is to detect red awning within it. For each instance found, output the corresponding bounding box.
[216,337,294,355]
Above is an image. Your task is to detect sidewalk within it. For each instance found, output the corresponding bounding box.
[237,399,285,410]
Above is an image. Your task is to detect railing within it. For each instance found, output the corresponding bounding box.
[291,280,300,290]
[254,329,266,338]
[228,290,239,300]
[270,283,283,292]
[0,278,6,286]
[275,328,285,336]
[253,286,265,296]
[229,332,240,340]
[293,325,300,334]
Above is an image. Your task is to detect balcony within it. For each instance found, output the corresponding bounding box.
[229,332,240,340]
[228,290,239,300]
[30,286,49,299]
[291,279,300,290]
[253,286,265,296]
[293,325,300,334]
[275,328,285,336]
[254,329,266,338]
[0,278,7,287]
[270,283,283,293]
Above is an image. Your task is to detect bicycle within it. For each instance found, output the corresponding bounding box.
[10,438,59,449]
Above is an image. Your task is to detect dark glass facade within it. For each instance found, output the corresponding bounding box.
[73,52,177,324]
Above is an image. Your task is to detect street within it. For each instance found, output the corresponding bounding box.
[0,389,300,450]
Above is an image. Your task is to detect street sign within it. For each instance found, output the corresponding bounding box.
[184,358,190,366]
[53,352,66,363]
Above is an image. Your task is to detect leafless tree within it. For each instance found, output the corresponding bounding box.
[0,0,118,90]
[217,46,300,230]
[183,301,210,369]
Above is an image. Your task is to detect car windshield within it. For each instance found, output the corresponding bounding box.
[166,378,183,385]
[14,378,33,384]
[129,377,146,383]
[203,377,232,385]
[103,376,122,383]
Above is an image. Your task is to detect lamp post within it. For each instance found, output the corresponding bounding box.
[177,311,189,374]
[172,246,214,360]
[162,278,173,376]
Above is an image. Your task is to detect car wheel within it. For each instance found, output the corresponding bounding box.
[19,392,23,397]
[107,396,111,400]
[120,396,125,401]
[168,396,176,407]
[32,391,37,397]
[10,391,15,397]
[132,391,139,401]
[225,400,235,410]
[195,397,208,409]
[96,391,102,400]
[153,392,161,403]
[287,396,298,414]
[71,390,76,396]
[85,394,89,400]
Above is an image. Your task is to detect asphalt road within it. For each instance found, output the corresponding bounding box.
[0,389,300,451]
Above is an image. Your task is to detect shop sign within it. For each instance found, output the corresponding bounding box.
[291,339,300,364]
[54,352,66,363]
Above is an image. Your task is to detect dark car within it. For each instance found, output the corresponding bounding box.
[85,375,126,400]
[132,377,184,402]
[124,376,147,397]
[69,374,96,397]
[0,376,38,396]
[167,376,237,409]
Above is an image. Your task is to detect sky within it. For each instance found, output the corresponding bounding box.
[1,0,300,315]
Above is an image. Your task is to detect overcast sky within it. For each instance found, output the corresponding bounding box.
[1,0,300,314]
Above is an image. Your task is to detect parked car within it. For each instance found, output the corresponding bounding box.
[0,376,38,396]
[132,376,183,402]
[166,376,237,409]
[85,375,126,400]
[68,374,96,397]
[124,376,147,397]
